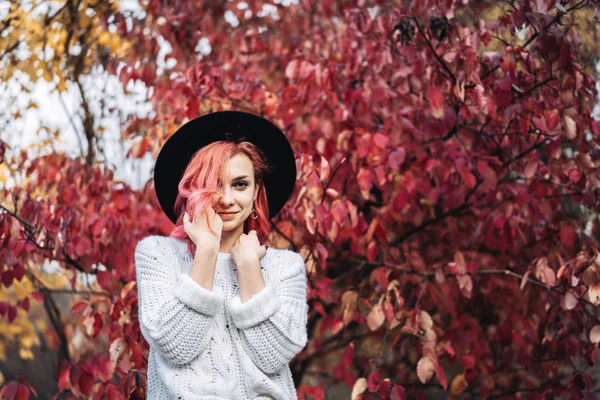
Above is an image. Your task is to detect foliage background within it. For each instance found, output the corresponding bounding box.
[1,0,600,399]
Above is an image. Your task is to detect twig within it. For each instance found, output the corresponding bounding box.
[479,0,587,84]
[331,256,598,306]
[411,15,456,84]
[512,76,557,103]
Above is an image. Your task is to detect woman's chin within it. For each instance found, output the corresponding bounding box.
[221,221,242,231]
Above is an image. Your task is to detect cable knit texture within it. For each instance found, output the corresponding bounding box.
[134,235,309,400]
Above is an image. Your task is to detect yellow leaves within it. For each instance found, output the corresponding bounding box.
[20,334,39,349]
[34,269,69,290]
[30,185,48,200]
[11,277,34,300]
[0,283,8,302]
[1,0,133,84]
[450,373,469,396]
[43,68,53,83]
[19,348,34,360]
[98,31,123,53]
[0,163,10,186]
[0,307,41,361]
[57,75,68,92]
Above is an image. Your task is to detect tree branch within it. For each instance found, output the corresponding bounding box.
[327,257,597,306]
[411,15,456,84]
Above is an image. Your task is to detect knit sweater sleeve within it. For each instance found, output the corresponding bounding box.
[228,251,308,374]
[134,236,224,365]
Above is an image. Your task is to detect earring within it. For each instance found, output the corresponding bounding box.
[250,208,258,220]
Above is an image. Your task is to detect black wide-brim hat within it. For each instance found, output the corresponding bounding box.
[153,111,297,224]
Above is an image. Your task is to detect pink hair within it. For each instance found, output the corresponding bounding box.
[169,140,272,257]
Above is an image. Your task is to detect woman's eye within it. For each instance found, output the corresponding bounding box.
[235,182,248,188]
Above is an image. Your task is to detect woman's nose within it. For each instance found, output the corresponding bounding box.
[218,187,234,204]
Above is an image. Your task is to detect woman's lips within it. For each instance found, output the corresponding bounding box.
[219,212,238,219]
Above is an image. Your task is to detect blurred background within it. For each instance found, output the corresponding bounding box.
[2,0,600,398]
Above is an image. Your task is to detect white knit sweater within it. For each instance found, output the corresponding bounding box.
[134,235,309,400]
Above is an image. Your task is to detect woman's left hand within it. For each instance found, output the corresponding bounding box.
[231,230,267,269]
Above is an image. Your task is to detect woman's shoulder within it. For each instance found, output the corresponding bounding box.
[135,235,183,257]
[264,247,306,274]
[267,247,303,260]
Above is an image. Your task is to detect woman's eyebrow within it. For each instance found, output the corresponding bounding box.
[231,175,249,181]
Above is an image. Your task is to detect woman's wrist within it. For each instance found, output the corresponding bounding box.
[194,246,219,260]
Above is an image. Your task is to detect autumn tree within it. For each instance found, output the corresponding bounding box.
[1,0,600,399]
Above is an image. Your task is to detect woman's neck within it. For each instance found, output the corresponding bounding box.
[219,228,244,253]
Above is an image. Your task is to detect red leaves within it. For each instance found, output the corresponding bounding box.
[31,291,43,303]
[16,297,29,312]
[544,109,560,131]
[367,241,379,262]
[285,59,316,81]
[459,165,477,189]
[560,223,576,251]
[390,385,407,400]
[74,237,92,258]
[298,385,325,400]
[342,343,355,367]
[387,148,406,169]
[357,168,375,199]
[83,311,104,337]
[58,361,71,392]
[427,85,445,119]
[70,301,89,314]
[367,369,381,392]
[1,268,14,287]
[186,97,199,120]
[95,265,113,288]
[66,363,95,397]
[97,355,115,382]
[476,160,497,192]
[0,381,32,400]
[78,365,95,396]
[128,137,149,159]
[0,302,18,323]
[111,189,131,212]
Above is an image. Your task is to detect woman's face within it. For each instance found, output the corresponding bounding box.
[213,153,259,233]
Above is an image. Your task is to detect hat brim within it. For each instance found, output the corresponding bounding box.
[154,111,297,224]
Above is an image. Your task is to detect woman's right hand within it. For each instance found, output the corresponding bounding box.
[182,207,223,251]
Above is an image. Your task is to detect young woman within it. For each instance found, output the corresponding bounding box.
[134,111,308,399]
